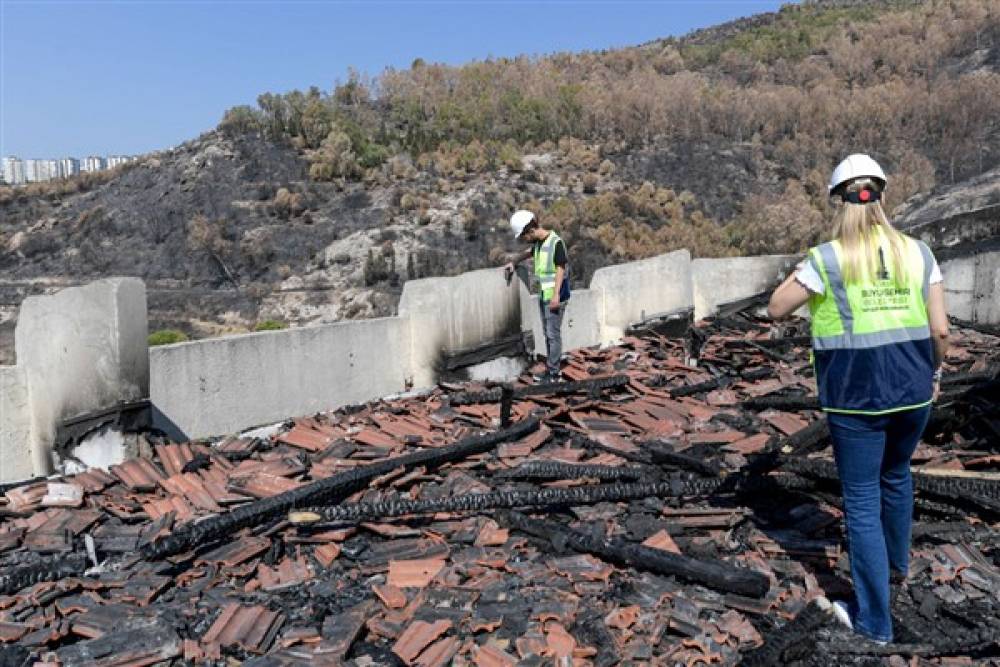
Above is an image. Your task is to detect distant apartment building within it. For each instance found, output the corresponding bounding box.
[2,153,134,185]
[2,157,26,185]
[106,155,134,169]
[59,157,80,178]
[81,156,106,173]
[23,159,39,183]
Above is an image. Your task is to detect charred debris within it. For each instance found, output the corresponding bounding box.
[0,295,999,666]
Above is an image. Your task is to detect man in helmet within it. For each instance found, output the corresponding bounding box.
[768,154,950,645]
[503,209,570,383]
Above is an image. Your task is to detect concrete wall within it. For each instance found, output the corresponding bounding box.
[0,366,32,482]
[6,247,996,483]
[13,278,148,477]
[399,268,521,387]
[591,250,692,342]
[940,251,1000,324]
[521,249,694,355]
[150,316,412,441]
[521,285,605,357]
[692,255,799,321]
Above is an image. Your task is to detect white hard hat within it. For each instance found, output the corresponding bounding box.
[829,154,887,195]
[510,209,535,239]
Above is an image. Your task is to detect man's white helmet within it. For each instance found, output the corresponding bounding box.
[829,154,887,195]
[510,209,535,239]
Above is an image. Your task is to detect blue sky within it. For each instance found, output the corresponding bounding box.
[2,0,786,158]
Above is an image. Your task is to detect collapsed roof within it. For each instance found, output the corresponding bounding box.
[0,301,999,666]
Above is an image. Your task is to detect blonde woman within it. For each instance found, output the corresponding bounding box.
[768,154,950,644]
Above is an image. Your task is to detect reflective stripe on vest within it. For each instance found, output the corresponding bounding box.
[808,230,934,414]
[534,231,562,301]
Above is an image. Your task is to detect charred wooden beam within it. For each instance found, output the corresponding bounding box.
[493,460,656,482]
[783,458,1000,514]
[669,377,725,398]
[0,553,88,595]
[941,369,999,387]
[499,384,514,428]
[950,316,1000,338]
[741,395,820,411]
[442,333,530,372]
[714,290,773,319]
[294,480,701,525]
[448,374,630,405]
[141,418,540,560]
[500,511,770,598]
[626,306,693,338]
[741,339,796,364]
[643,440,722,477]
[724,336,812,350]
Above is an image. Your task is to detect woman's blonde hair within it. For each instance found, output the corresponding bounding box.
[831,178,909,285]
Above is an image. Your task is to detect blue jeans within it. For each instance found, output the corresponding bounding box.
[538,299,565,376]
[828,406,931,642]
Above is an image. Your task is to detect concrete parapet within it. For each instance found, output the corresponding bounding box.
[150,316,411,441]
[692,255,798,320]
[591,249,692,343]
[941,251,1000,324]
[0,366,32,482]
[399,268,521,387]
[520,284,605,357]
[14,278,148,476]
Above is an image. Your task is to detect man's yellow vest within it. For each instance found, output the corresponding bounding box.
[807,228,935,414]
[533,231,563,302]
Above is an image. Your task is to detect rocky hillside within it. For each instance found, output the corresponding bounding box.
[1,0,999,362]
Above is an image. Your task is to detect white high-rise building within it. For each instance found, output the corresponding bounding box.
[81,156,105,173]
[59,158,80,178]
[24,159,40,182]
[2,154,135,185]
[2,157,26,185]
[106,155,134,169]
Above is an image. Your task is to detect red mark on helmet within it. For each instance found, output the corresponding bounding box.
[859,190,871,202]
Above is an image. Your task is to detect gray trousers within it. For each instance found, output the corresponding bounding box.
[538,298,565,375]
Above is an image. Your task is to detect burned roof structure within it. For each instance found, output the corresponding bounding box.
[1,298,999,666]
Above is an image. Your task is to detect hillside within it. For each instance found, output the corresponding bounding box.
[1,0,998,362]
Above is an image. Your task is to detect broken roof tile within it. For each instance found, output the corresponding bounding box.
[723,432,771,455]
[548,554,614,582]
[109,458,165,492]
[313,542,340,568]
[392,619,452,665]
[39,483,83,508]
[761,410,808,436]
[642,529,682,554]
[201,603,285,654]
[474,520,509,547]
[388,558,446,589]
[70,468,117,494]
[474,641,518,667]
[374,583,408,609]
[154,443,195,477]
[196,536,270,567]
[414,635,460,667]
[278,424,337,452]
[320,600,377,658]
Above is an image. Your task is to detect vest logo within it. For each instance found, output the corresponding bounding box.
[860,285,911,313]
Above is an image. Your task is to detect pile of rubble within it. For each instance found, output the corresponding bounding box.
[1,304,999,666]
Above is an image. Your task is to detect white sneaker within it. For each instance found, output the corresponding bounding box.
[831,600,854,631]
